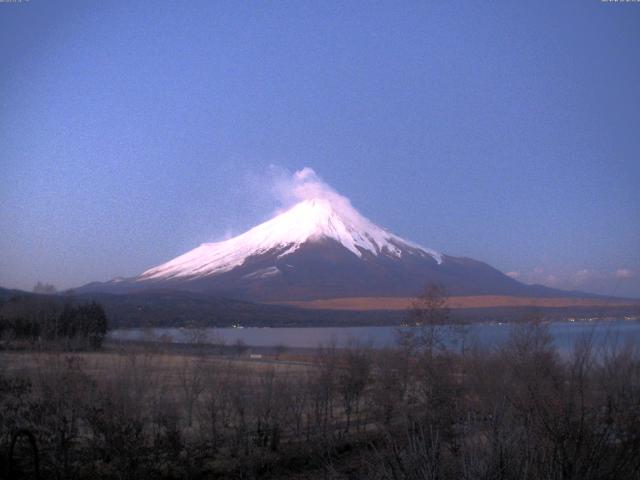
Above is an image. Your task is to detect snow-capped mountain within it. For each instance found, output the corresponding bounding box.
[78,196,575,302]
[139,198,442,282]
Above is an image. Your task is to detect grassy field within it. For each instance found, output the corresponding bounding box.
[277,294,640,310]
[0,348,310,376]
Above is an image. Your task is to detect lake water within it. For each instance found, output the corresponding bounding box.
[109,319,640,353]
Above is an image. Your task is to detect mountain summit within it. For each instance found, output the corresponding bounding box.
[79,196,580,302]
[140,198,442,282]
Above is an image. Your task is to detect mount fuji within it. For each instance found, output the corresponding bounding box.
[78,196,581,303]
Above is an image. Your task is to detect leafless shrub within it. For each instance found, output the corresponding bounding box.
[338,343,372,433]
[364,424,444,480]
[407,284,450,355]
[369,349,407,426]
[177,356,206,428]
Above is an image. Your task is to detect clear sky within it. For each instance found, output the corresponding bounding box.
[1,0,639,297]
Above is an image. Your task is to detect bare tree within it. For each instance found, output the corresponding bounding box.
[310,341,339,438]
[183,323,210,357]
[197,360,225,449]
[407,283,450,355]
[369,349,406,425]
[209,329,226,355]
[33,281,57,294]
[177,356,206,428]
[274,343,289,360]
[338,343,371,433]
[233,338,248,356]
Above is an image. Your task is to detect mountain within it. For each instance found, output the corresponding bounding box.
[77,197,595,302]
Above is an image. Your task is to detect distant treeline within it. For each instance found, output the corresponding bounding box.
[50,291,640,329]
[1,285,637,329]
[0,294,108,350]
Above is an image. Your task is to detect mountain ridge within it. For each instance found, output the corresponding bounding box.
[75,198,609,302]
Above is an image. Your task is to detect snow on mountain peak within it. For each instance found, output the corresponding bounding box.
[138,196,441,282]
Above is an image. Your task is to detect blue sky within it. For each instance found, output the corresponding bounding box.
[1,0,639,297]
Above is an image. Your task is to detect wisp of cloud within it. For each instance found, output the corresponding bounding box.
[269,166,354,216]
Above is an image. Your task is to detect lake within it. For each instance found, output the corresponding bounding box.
[109,319,640,353]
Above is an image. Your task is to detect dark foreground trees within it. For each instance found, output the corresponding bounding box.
[0,295,108,350]
[363,322,640,480]
[1,320,639,479]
